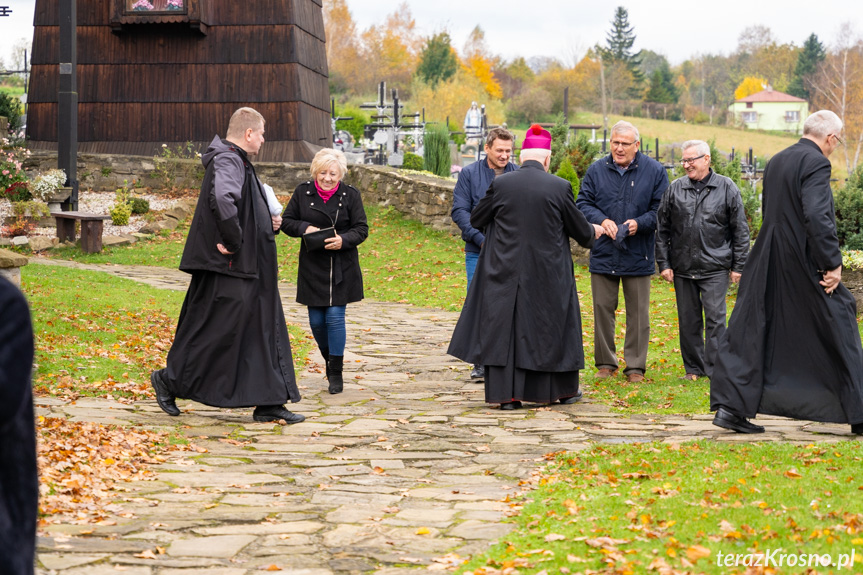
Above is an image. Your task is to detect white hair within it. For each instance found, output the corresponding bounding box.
[310,148,348,179]
[520,148,551,164]
[681,140,710,157]
[611,120,639,142]
[803,110,843,139]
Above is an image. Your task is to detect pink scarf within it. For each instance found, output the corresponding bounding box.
[314,180,339,203]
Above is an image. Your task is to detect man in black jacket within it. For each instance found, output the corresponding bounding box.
[656,140,749,381]
[151,107,303,424]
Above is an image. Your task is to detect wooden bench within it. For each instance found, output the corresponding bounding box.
[51,212,111,253]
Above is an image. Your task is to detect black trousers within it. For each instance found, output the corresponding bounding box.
[673,273,729,377]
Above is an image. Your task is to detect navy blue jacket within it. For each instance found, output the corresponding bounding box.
[576,151,669,275]
[451,159,518,253]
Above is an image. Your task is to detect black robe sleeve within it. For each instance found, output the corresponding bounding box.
[799,158,842,271]
[562,185,595,250]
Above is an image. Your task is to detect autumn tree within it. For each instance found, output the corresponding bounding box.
[811,24,863,173]
[416,32,458,87]
[734,77,767,100]
[788,33,826,101]
[461,26,502,99]
[322,0,361,94]
[357,3,420,94]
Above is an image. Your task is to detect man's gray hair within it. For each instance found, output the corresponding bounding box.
[682,140,710,157]
[803,110,843,139]
[611,120,639,141]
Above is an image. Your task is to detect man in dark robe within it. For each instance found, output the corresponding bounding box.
[0,276,38,573]
[448,125,602,410]
[710,110,863,434]
[150,107,303,424]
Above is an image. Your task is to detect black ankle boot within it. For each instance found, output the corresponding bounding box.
[328,355,344,394]
[320,347,330,379]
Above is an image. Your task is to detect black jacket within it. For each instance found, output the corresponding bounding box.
[0,278,37,574]
[448,161,595,372]
[655,170,750,278]
[180,136,269,278]
[281,181,369,307]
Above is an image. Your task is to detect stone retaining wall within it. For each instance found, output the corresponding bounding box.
[24,150,461,235]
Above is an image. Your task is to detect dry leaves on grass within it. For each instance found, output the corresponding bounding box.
[37,416,201,523]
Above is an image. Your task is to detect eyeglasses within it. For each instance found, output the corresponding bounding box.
[680,154,706,166]
[610,140,636,148]
[831,133,845,146]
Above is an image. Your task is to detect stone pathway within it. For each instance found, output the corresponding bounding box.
[30,259,861,574]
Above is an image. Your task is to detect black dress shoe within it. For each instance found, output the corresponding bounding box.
[852,423,863,435]
[150,369,180,416]
[500,401,522,410]
[470,365,485,380]
[253,405,306,424]
[712,406,764,434]
[559,390,583,404]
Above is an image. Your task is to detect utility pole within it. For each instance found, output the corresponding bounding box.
[58,0,79,211]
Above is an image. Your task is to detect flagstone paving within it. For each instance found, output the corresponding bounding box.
[30,259,861,574]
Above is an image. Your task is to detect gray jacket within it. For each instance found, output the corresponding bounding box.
[655,170,750,278]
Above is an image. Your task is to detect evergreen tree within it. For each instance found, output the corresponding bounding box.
[549,113,569,174]
[416,32,458,87]
[645,61,679,104]
[601,7,643,87]
[788,33,826,101]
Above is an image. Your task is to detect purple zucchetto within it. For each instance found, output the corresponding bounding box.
[522,123,552,150]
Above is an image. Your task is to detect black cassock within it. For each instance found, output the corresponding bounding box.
[711,138,863,424]
[164,146,299,408]
[448,161,595,404]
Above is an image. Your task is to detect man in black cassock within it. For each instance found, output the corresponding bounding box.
[150,107,303,424]
[711,110,863,434]
[448,125,602,410]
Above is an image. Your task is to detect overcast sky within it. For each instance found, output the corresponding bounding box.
[1,0,860,68]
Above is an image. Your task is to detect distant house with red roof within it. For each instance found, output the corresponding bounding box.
[728,87,808,134]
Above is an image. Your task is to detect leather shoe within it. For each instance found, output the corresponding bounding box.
[500,401,522,410]
[559,390,583,404]
[470,365,485,380]
[851,423,863,435]
[595,368,617,379]
[253,405,306,424]
[626,372,645,383]
[150,369,180,416]
[712,406,764,434]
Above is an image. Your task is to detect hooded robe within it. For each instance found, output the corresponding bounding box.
[710,138,863,424]
[162,136,300,408]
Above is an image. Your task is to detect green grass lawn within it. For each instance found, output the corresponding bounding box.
[460,441,863,575]
[23,263,313,399]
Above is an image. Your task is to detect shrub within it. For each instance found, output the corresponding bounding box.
[110,202,132,225]
[152,142,202,191]
[423,123,451,178]
[3,181,31,202]
[555,156,580,198]
[129,197,150,215]
[1,143,29,197]
[401,152,424,171]
[565,133,602,179]
[835,164,863,249]
[0,92,22,134]
[549,113,568,174]
[333,106,369,145]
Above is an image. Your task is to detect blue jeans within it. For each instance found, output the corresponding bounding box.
[308,305,347,356]
[465,251,480,289]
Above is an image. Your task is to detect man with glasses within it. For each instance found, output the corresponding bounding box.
[452,127,518,381]
[655,140,749,382]
[710,110,863,435]
[577,121,669,383]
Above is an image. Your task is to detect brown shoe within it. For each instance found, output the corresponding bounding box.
[595,368,617,379]
[626,373,645,383]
